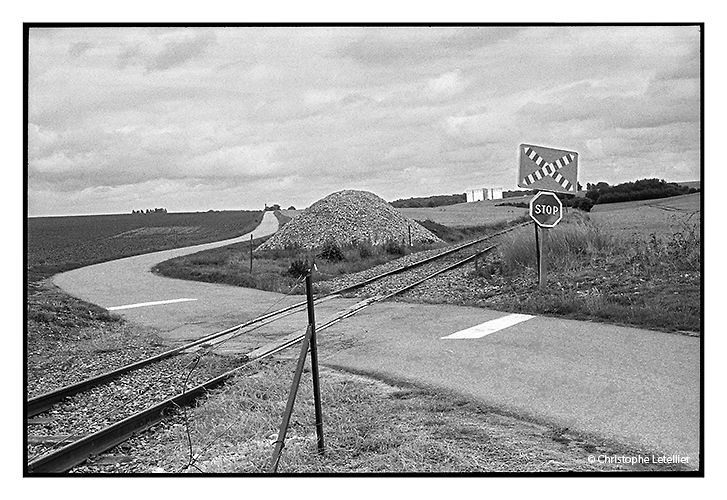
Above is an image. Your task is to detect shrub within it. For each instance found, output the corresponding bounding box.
[383,240,406,256]
[357,242,374,259]
[570,197,594,212]
[286,259,309,279]
[318,241,345,262]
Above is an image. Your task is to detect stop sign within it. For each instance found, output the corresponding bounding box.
[529,191,563,228]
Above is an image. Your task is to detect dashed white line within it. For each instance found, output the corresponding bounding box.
[107,298,198,311]
[441,313,535,339]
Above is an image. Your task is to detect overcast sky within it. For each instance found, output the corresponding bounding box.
[27,25,701,216]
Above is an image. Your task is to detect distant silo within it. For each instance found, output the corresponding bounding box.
[466,189,485,202]
[466,187,502,202]
[485,187,503,200]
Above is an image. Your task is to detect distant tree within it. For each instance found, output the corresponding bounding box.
[390,194,466,208]
[287,206,296,210]
[585,178,689,205]
[570,197,594,212]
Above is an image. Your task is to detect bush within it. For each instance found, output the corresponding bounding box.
[570,197,594,212]
[383,240,406,256]
[357,242,374,259]
[318,241,345,262]
[286,259,309,279]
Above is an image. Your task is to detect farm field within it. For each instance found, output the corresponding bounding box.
[399,197,530,228]
[589,192,701,239]
[26,210,263,284]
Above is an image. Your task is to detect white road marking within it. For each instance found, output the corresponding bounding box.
[108,298,198,311]
[441,313,535,339]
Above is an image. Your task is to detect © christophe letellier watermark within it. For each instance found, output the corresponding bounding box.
[588,454,692,465]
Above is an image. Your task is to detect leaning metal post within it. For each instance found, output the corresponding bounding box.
[269,324,312,473]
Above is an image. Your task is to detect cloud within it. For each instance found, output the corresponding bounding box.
[26,26,702,216]
[336,27,523,67]
[145,32,216,72]
[426,69,468,100]
[68,41,93,58]
[112,30,217,72]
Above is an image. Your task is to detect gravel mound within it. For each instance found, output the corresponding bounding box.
[255,190,443,251]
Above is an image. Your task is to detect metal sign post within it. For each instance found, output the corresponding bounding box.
[529,191,563,289]
[538,226,549,289]
[534,221,541,283]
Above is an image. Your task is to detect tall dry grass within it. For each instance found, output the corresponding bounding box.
[483,211,700,333]
[498,213,615,275]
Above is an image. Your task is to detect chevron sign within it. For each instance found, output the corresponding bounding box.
[518,144,579,193]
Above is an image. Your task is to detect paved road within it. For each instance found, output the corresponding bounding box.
[320,303,700,468]
[51,211,701,468]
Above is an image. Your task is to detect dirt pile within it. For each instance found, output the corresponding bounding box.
[255,190,443,251]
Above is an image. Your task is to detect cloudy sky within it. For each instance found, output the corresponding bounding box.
[27,25,701,216]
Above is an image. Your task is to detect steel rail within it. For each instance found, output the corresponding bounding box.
[25,294,338,418]
[27,220,528,419]
[27,364,245,473]
[329,220,530,295]
[26,242,502,473]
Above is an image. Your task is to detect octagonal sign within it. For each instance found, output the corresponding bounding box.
[530,191,563,228]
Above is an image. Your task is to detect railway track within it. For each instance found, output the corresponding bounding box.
[26,221,529,473]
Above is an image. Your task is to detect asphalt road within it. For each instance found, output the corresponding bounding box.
[319,303,700,468]
[51,210,701,469]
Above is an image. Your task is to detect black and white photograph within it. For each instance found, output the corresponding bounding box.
[20,9,712,489]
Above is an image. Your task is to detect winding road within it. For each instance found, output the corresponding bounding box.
[52,211,299,341]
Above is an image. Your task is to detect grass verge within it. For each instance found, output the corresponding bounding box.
[439,212,701,334]
[152,237,445,295]
[110,357,691,474]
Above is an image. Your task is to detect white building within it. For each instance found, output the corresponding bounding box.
[466,189,484,202]
[466,187,503,202]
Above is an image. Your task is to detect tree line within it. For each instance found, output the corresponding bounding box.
[584,178,699,204]
[131,208,168,214]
